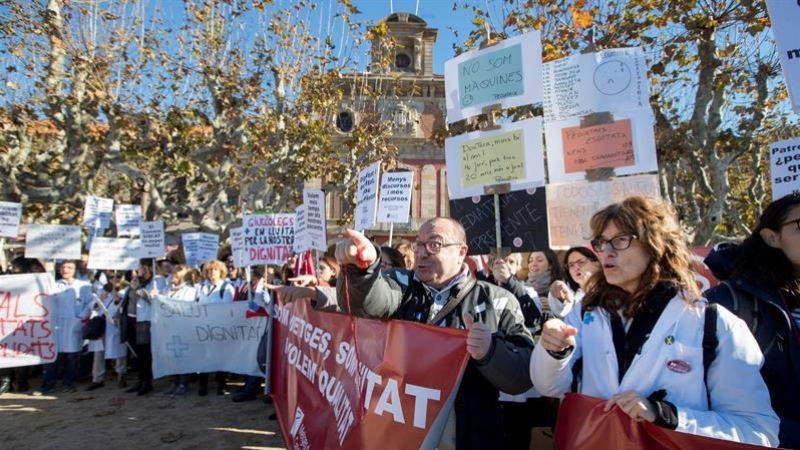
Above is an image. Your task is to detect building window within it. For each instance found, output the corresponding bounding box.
[336,110,355,133]
[394,52,411,69]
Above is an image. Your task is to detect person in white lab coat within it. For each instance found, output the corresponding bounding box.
[530,196,780,447]
[85,282,127,391]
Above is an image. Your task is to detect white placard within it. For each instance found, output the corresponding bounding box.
[0,274,56,368]
[542,47,651,123]
[377,172,414,224]
[303,189,327,251]
[242,214,295,266]
[139,221,165,258]
[293,205,309,254]
[354,162,381,231]
[445,31,543,123]
[115,204,142,237]
[87,237,141,271]
[766,0,800,114]
[24,224,82,260]
[151,297,266,378]
[82,196,114,229]
[544,111,658,184]
[546,174,661,248]
[230,226,247,268]
[182,232,219,268]
[445,117,546,200]
[0,201,22,238]
[770,137,800,200]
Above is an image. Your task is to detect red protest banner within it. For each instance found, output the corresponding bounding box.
[555,393,773,450]
[270,300,470,450]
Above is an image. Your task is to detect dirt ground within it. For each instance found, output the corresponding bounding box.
[0,374,287,450]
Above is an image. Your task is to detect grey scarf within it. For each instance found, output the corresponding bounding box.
[525,272,552,298]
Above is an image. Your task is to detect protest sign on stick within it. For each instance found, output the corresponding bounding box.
[542,47,651,123]
[24,224,82,261]
[445,117,546,200]
[0,201,22,238]
[303,190,328,251]
[769,137,800,201]
[182,232,219,268]
[88,237,141,271]
[82,196,114,229]
[293,205,309,254]
[546,174,660,248]
[242,214,295,266]
[0,273,56,368]
[139,221,165,259]
[445,31,543,123]
[115,204,142,237]
[354,162,381,232]
[449,188,549,255]
[230,226,247,268]
[377,171,414,224]
[765,0,800,115]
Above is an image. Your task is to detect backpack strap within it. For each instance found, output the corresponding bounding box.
[703,303,719,409]
[428,276,477,326]
[721,280,758,334]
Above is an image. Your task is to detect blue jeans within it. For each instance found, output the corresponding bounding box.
[42,352,78,389]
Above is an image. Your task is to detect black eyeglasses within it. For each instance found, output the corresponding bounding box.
[566,258,589,270]
[781,218,800,231]
[590,234,638,252]
[412,240,462,255]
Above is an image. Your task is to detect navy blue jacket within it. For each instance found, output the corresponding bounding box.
[704,244,800,449]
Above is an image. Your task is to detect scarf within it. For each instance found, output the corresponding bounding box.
[526,271,552,298]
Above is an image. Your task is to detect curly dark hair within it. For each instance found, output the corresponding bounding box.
[732,191,800,297]
[583,196,700,318]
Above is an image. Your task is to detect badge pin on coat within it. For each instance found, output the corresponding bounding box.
[666,359,691,374]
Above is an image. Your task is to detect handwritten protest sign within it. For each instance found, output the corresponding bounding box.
[82,196,114,229]
[138,221,165,258]
[445,31,543,123]
[546,174,660,248]
[354,162,380,231]
[562,119,635,173]
[545,112,657,184]
[230,226,247,268]
[151,297,267,378]
[243,214,295,266]
[445,118,545,200]
[182,232,219,268]
[378,171,414,224]
[0,273,56,368]
[765,0,800,114]
[449,188,549,255]
[303,189,328,251]
[271,299,469,450]
[0,201,22,238]
[115,204,142,237]
[293,205,309,254]
[87,237,141,271]
[542,47,650,123]
[24,224,82,261]
[770,137,800,201]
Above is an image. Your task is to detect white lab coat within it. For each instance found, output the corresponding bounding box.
[135,277,168,322]
[86,294,126,359]
[530,295,780,447]
[53,279,92,353]
[197,280,234,304]
[166,284,198,302]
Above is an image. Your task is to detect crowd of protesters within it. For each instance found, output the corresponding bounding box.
[1,193,799,449]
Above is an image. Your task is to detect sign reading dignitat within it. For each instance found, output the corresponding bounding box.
[335,217,534,450]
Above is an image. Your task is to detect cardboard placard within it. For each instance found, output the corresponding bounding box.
[139,221,165,258]
[377,172,414,224]
[303,190,328,251]
[115,204,142,237]
[24,224,82,260]
[449,188,549,255]
[0,201,23,238]
[243,214,295,266]
[88,237,141,271]
[562,119,635,173]
[769,137,800,201]
[354,162,380,231]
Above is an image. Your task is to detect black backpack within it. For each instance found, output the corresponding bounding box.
[82,316,106,340]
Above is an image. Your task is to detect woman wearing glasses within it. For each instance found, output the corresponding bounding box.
[547,247,602,317]
[530,196,779,446]
[703,192,800,448]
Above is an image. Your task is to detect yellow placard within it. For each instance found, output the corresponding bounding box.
[460,130,525,188]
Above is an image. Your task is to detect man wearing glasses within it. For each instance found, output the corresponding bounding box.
[335,217,534,450]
